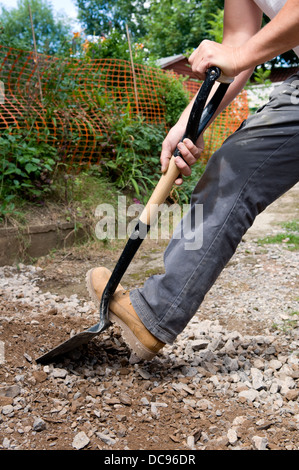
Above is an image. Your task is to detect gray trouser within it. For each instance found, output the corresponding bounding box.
[130,73,299,344]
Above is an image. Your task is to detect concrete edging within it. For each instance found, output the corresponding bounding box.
[0,221,88,265]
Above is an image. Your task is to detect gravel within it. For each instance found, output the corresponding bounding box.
[0,224,298,450]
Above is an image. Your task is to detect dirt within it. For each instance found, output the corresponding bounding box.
[0,184,298,451]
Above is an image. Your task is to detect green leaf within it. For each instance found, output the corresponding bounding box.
[25,163,38,174]
[130,177,140,196]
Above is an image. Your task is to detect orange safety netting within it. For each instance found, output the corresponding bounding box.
[0,45,249,168]
[182,77,249,162]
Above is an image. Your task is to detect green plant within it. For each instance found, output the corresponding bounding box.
[0,128,58,220]
[0,46,201,227]
[281,220,299,232]
[258,219,299,251]
[84,29,149,64]
[0,0,72,55]
[156,71,189,128]
[272,311,299,333]
[207,8,224,43]
[100,107,165,202]
[245,65,273,114]
[99,102,206,205]
[252,66,272,85]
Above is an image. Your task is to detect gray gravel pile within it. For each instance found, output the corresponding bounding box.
[0,237,298,450]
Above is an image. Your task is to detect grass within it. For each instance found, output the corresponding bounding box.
[48,171,136,247]
[1,171,124,226]
[272,311,299,333]
[258,219,299,251]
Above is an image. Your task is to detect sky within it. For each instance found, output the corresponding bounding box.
[0,0,79,20]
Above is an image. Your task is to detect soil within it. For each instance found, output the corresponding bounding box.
[0,184,298,452]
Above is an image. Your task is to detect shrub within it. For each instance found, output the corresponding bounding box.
[100,106,165,202]
[156,71,189,128]
[0,128,58,220]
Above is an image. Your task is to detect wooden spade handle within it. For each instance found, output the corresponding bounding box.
[139,155,180,225]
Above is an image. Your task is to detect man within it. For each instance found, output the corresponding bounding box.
[86,0,299,361]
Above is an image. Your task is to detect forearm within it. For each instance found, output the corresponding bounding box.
[235,0,299,73]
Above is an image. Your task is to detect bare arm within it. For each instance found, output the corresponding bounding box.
[235,0,299,71]
[161,0,263,180]
[192,0,299,78]
[189,0,263,112]
[162,0,299,181]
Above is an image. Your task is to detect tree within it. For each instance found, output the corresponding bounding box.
[0,0,72,55]
[83,28,149,63]
[143,0,224,58]
[75,0,224,58]
[75,0,148,38]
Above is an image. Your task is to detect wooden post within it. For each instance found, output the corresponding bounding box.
[28,3,43,102]
[125,23,139,115]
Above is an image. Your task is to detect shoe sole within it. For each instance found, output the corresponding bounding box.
[85,269,156,361]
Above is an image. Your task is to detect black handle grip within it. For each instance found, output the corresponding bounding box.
[174,67,229,157]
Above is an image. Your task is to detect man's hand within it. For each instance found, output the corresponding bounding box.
[189,40,240,80]
[160,126,204,186]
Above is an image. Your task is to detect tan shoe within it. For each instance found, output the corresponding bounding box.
[86,267,165,360]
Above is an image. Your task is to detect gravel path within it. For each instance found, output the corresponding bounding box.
[0,185,298,451]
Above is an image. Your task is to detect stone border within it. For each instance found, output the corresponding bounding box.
[0,221,88,265]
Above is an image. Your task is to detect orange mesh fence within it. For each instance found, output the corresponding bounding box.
[0,45,249,168]
[181,75,249,163]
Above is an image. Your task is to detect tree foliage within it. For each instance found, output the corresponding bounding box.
[75,0,149,38]
[143,0,224,58]
[0,0,72,55]
[75,0,224,58]
[82,29,149,63]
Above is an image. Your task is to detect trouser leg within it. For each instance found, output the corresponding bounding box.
[130,74,299,344]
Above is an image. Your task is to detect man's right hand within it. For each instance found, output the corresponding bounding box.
[160,126,205,186]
